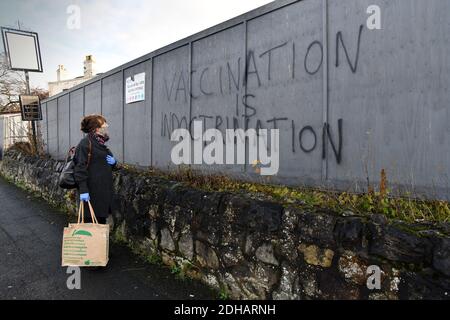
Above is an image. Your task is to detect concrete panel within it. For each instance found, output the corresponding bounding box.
[153,45,190,168]
[246,0,324,184]
[84,81,101,116]
[327,0,450,199]
[191,24,246,173]
[39,102,48,154]
[57,95,70,160]
[123,61,152,166]
[46,99,58,158]
[69,89,84,146]
[102,72,124,162]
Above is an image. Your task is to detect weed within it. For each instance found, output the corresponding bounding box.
[140,166,450,224]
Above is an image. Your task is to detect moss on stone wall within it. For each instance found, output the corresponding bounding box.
[140,166,450,225]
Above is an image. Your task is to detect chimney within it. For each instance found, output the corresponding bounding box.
[83,55,96,78]
[56,65,67,81]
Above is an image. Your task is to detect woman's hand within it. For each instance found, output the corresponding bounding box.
[80,193,90,202]
[106,155,116,165]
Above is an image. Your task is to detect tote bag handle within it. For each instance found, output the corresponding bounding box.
[77,200,99,224]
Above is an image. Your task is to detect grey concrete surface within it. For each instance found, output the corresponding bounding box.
[38,0,450,200]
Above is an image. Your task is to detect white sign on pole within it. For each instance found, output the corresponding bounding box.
[1,27,43,72]
[125,72,145,104]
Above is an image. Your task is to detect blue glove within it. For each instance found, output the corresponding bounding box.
[106,155,116,165]
[80,193,90,202]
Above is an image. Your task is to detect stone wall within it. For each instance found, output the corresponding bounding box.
[0,149,449,300]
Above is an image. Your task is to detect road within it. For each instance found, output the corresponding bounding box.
[0,175,216,300]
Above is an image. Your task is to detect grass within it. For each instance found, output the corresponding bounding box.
[133,165,450,224]
[4,148,450,224]
[170,265,182,277]
[146,252,163,265]
[218,285,231,300]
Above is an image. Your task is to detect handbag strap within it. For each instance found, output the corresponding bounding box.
[71,138,92,168]
[68,146,76,157]
[86,138,92,169]
[62,147,76,167]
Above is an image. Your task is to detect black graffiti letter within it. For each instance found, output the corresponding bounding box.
[244,50,261,88]
[242,94,257,130]
[322,119,343,164]
[259,42,288,81]
[336,25,363,73]
[200,67,213,96]
[304,40,323,75]
[164,72,177,101]
[291,120,295,152]
[227,58,241,93]
[175,71,188,102]
[299,126,317,153]
[190,69,199,99]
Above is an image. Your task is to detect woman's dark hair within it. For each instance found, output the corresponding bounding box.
[80,114,107,133]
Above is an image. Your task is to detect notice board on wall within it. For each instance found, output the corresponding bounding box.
[125,72,145,104]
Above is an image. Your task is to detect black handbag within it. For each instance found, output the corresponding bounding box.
[59,139,92,189]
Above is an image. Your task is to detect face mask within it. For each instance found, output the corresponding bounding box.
[97,124,110,141]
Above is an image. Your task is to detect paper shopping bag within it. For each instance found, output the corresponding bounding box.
[62,201,109,267]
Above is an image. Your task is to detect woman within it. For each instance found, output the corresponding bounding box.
[73,114,118,224]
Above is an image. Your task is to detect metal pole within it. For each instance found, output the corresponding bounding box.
[24,70,38,154]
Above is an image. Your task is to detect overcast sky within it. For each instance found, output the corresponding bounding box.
[0,0,273,89]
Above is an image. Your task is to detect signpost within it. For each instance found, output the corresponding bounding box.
[1,26,43,154]
[19,95,42,121]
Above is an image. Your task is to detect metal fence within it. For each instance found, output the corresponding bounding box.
[1,114,30,149]
[39,0,450,200]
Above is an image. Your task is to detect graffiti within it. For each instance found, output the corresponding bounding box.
[45,22,365,172]
[200,67,214,96]
[299,125,317,153]
[159,21,358,166]
[162,25,364,103]
[158,18,359,166]
[322,119,343,164]
[304,40,323,75]
[258,41,288,81]
[161,106,344,164]
[40,0,450,201]
[336,25,364,73]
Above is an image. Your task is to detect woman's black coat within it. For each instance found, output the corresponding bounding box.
[73,134,118,219]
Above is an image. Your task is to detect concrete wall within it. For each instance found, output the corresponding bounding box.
[41,102,48,152]
[101,73,123,162]
[40,0,450,200]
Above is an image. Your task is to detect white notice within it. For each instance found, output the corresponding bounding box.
[125,72,145,104]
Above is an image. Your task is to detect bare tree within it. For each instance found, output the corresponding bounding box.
[1,52,49,156]
[0,52,49,114]
[0,52,26,113]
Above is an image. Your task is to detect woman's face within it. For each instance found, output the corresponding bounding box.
[97,122,109,136]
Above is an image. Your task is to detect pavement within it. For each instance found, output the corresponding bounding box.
[0,174,217,300]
